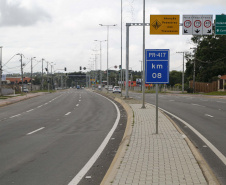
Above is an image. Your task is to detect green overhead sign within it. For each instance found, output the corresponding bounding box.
[215,15,226,35]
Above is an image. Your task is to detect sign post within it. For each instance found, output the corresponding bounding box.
[145,49,170,134]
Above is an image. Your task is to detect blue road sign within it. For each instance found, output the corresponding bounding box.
[145,49,170,84]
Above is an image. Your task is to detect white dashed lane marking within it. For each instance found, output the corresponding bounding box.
[205,114,214,118]
[10,114,21,118]
[65,112,71,116]
[27,127,45,135]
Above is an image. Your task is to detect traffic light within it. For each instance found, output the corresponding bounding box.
[64,67,67,71]
[119,65,121,69]
[80,66,82,70]
[83,67,86,70]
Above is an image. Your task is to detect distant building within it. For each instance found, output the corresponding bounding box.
[6,77,31,84]
[218,75,226,91]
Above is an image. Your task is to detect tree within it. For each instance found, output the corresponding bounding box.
[185,34,226,83]
[169,70,182,86]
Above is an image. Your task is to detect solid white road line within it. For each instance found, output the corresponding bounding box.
[27,127,45,135]
[205,114,214,118]
[65,112,71,116]
[155,105,226,166]
[68,93,120,185]
[76,104,79,107]
[37,105,43,108]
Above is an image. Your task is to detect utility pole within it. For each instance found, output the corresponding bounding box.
[41,58,44,90]
[17,53,24,92]
[176,52,185,93]
[46,61,49,92]
[190,47,197,93]
[193,59,196,93]
[0,47,2,96]
[30,57,36,91]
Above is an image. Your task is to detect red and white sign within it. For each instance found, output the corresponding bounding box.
[193,15,202,35]
[202,15,213,35]
[183,15,192,35]
[182,15,213,35]
[184,20,192,28]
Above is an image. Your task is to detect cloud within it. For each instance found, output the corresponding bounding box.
[0,0,51,27]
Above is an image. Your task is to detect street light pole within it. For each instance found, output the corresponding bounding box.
[141,0,146,108]
[94,40,106,90]
[0,47,2,96]
[99,24,117,86]
[120,0,123,96]
[30,57,36,91]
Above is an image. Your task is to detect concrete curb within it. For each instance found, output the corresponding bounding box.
[0,92,48,107]
[158,106,220,185]
[100,97,133,185]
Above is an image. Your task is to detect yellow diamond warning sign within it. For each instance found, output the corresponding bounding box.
[150,15,180,35]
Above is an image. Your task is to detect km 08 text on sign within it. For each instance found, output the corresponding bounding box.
[145,49,170,84]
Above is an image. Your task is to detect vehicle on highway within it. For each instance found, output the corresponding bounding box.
[21,87,29,93]
[77,85,80,89]
[113,86,121,93]
[108,85,113,91]
[108,87,113,91]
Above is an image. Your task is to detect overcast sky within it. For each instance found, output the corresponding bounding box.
[1,0,226,75]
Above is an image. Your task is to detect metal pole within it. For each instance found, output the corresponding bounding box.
[100,42,102,89]
[176,52,185,93]
[47,62,49,92]
[107,26,109,86]
[125,24,130,98]
[99,24,116,87]
[193,59,196,93]
[0,47,2,96]
[182,52,184,93]
[31,58,32,91]
[141,0,146,108]
[140,60,142,91]
[41,58,44,90]
[156,84,158,134]
[51,65,53,90]
[120,0,123,96]
[30,57,35,91]
[21,55,24,93]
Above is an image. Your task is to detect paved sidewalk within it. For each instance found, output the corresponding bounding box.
[111,104,208,185]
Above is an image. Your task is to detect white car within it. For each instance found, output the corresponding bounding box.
[113,86,121,93]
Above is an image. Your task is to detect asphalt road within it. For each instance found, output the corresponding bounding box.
[128,91,226,184]
[0,89,122,185]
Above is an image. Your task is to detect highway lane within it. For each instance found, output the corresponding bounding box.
[128,91,226,183]
[0,89,120,185]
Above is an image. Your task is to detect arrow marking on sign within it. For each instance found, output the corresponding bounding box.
[207,30,211,33]
[195,29,200,33]
[184,30,188,33]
